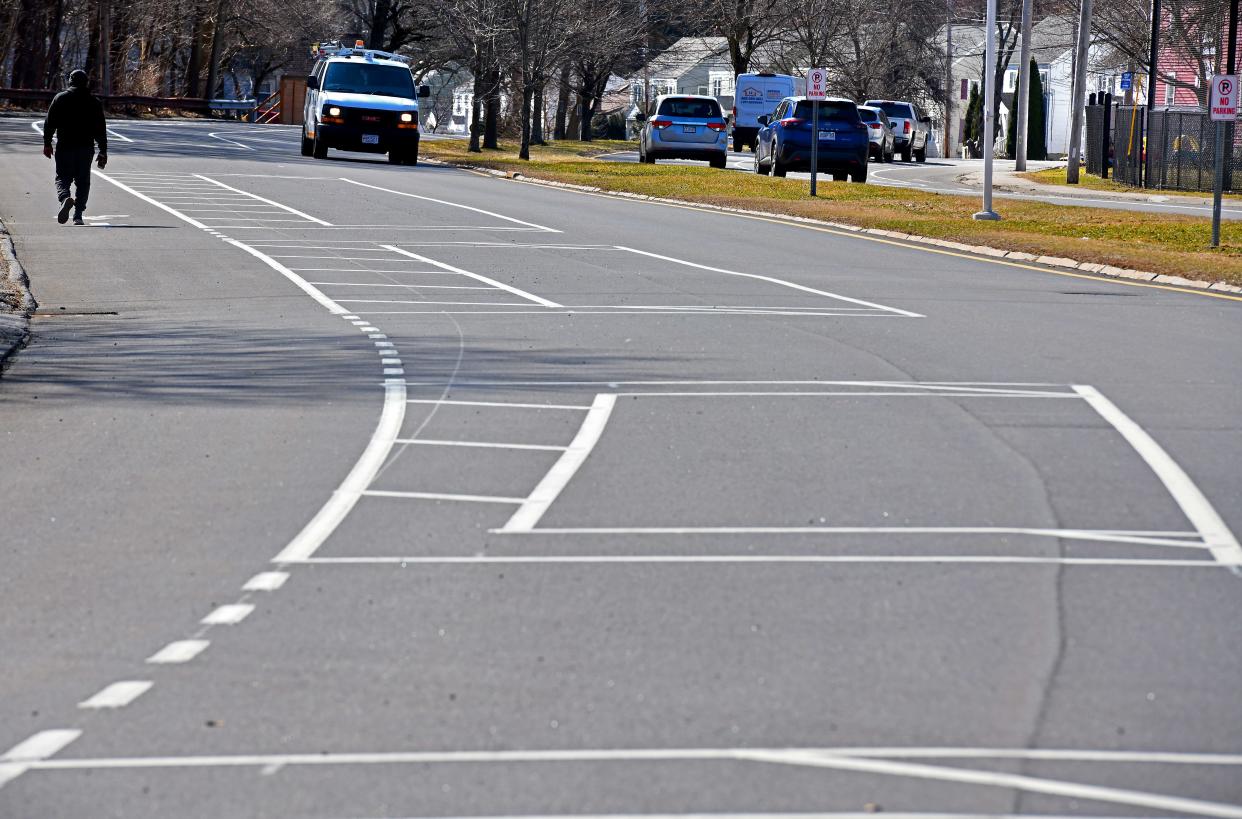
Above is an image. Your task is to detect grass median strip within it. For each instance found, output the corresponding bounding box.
[422,139,1242,287]
[1019,167,1242,201]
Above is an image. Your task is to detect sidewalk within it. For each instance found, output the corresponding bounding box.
[961,163,1222,208]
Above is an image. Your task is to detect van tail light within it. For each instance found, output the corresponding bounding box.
[650,119,672,129]
[904,121,911,134]
[778,118,804,127]
[707,121,726,132]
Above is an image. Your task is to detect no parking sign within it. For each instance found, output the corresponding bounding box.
[1210,75,1238,121]
[806,68,828,101]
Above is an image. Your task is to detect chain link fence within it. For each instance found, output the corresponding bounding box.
[1146,109,1236,192]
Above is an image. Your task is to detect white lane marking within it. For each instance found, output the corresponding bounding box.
[394,438,568,452]
[351,309,905,317]
[383,368,405,375]
[243,571,290,592]
[383,246,562,308]
[340,177,561,233]
[493,526,1204,548]
[268,255,415,260]
[105,127,134,143]
[310,282,494,290]
[382,358,401,365]
[501,394,617,532]
[93,171,212,229]
[741,749,1242,818]
[78,680,153,709]
[27,745,1242,816]
[342,299,535,307]
[270,377,405,563]
[615,246,924,318]
[146,639,210,664]
[402,379,1069,388]
[292,555,1216,567]
[201,603,255,625]
[207,132,255,151]
[361,489,526,504]
[0,729,81,790]
[407,399,591,411]
[615,391,1078,399]
[1074,385,1242,567]
[191,175,332,225]
[224,240,348,316]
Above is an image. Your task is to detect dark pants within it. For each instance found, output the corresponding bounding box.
[54,146,93,213]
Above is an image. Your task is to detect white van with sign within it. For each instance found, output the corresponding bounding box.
[732,72,802,152]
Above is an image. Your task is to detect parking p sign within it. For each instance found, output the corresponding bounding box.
[1210,75,1238,121]
[807,68,828,101]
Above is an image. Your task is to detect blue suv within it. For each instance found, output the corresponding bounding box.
[754,97,870,183]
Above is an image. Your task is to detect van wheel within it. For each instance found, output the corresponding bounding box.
[312,133,328,159]
[300,130,313,157]
[733,134,745,152]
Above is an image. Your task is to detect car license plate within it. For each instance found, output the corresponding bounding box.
[682,125,697,133]
[820,130,835,141]
[362,134,380,144]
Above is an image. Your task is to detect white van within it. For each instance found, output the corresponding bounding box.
[732,72,802,152]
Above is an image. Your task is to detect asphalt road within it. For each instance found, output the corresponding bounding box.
[2,115,1242,819]
[600,147,1242,220]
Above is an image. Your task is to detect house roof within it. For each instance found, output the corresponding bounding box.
[642,37,731,79]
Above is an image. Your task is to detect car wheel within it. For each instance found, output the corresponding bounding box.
[642,149,656,164]
[710,153,727,169]
[388,150,404,164]
[852,165,868,183]
[300,129,313,157]
[832,171,847,181]
[770,143,786,177]
[312,132,328,159]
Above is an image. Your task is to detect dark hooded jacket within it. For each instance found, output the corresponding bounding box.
[43,86,108,152]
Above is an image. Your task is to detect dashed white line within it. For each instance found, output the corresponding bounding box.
[361,489,526,503]
[243,571,290,592]
[78,680,153,709]
[191,174,332,225]
[146,639,211,664]
[201,603,255,626]
[383,246,563,308]
[340,177,561,232]
[406,399,591,411]
[0,729,81,790]
[394,438,568,451]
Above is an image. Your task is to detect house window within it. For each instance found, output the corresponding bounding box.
[1164,73,1175,105]
[708,71,734,98]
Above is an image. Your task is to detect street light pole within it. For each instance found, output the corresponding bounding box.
[973,0,1001,220]
[1014,0,1033,171]
[1212,0,1239,248]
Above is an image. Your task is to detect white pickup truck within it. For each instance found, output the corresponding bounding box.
[863,99,931,162]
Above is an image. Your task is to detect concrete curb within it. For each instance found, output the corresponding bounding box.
[0,220,37,374]
[433,158,1242,296]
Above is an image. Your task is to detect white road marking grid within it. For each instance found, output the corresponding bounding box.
[5,157,1230,817]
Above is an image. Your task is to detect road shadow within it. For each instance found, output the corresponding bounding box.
[1,317,686,405]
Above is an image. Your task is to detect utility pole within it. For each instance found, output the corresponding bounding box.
[944,0,953,159]
[1066,0,1093,183]
[1014,0,1033,170]
[639,0,650,118]
[973,0,1000,220]
[1145,0,1161,112]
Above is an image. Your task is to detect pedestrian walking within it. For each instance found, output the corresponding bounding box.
[42,70,108,226]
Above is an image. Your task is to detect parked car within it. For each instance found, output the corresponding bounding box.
[732,72,802,153]
[753,97,869,183]
[638,94,729,168]
[863,99,931,162]
[857,105,895,162]
[302,42,431,165]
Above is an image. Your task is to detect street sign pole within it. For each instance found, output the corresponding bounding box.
[811,104,819,196]
[1210,73,1239,248]
[973,0,1001,220]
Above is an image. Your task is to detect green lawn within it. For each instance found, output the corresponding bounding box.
[423,139,1242,287]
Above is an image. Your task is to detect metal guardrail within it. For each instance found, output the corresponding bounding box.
[2,89,253,117]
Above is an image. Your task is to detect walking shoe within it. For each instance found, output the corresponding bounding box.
[57,197,74,224]
[72,215,84,226]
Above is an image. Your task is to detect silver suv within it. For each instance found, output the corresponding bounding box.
[302,44,430,165]
[863,99,931,162]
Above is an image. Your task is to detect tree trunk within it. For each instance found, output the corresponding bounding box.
[368,0,391,50]
[483,67,500,149]
[553,63,570,140]
[185,4,205,97]
[11,0,49,88]
[519,86,533,160]
[469,60,484,152]
[531,84,545,145]
[203,0,227,103]
[45,0,65,87]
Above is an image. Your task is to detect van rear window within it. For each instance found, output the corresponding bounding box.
[657,98,722,118]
